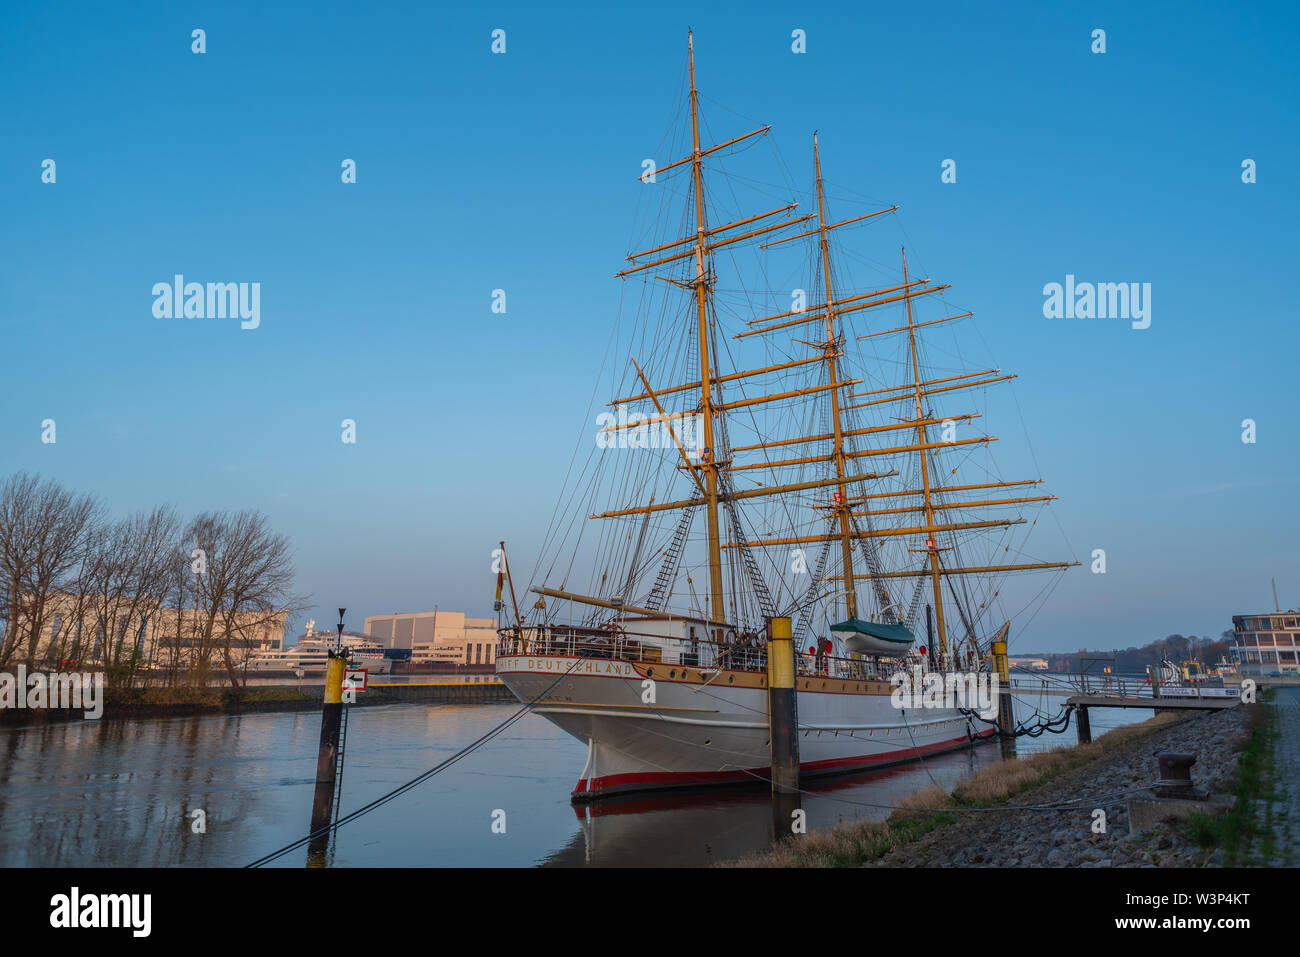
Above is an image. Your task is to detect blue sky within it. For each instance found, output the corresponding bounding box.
[2,1,1296,652]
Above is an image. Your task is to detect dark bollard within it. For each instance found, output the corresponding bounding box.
[1153,752,1201,799]
[1127,750,1214,832]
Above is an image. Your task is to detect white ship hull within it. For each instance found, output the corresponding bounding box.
[497,653,994,801]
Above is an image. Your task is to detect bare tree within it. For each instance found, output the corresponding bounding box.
[0,473,38,666]
[78,505,181,687]
[2,474,303,689]
[156,542,192,688]
[0,472,102,670]
[186,510,303,689]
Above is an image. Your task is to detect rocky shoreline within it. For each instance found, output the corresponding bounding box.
[867,705,1254,867]
[735,701,1264,868]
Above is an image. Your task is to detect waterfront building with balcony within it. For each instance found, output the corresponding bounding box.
[1231,610,1300,676]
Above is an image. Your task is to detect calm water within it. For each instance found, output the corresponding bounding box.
[0,682,1151,867]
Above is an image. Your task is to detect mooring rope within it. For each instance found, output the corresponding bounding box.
[244,658,584,868]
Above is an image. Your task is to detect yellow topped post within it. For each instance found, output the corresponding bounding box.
[315,649,348,789]
[323,654,345,706]
[311,611,351,862]
[766,616,798,794]
[991,622,1015,747]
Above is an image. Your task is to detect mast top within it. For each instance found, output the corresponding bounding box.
[688,31,697,95]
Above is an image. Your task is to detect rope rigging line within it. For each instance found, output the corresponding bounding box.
[244,659,585,868]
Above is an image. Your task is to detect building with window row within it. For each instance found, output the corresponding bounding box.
[1230,611,1300,676]
[364,610,497,667]
[15,592,285,671]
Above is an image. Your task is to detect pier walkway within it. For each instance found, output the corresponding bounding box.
[1064,692,1239,711]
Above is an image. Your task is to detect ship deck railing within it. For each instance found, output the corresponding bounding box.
[496,625,910,682]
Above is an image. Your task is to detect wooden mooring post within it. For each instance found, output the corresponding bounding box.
[991,624,1015,756]
[766,615,801,840]
[1076,705,1092,744]
[308,609,349,865]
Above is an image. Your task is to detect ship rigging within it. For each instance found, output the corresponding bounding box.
[494,33,1078,800]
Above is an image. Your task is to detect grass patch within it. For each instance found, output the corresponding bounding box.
[1184,689,1276,864]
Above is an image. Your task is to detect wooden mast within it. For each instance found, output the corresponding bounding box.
[901,246,949,664]
[574,40,1080,646]
[686,32,726,625]
[812,134,859,621]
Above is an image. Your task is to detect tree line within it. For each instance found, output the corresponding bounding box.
[1029,633,1235,674]
[0,471,304,689]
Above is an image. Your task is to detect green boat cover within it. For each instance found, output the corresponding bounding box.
[828,618,915,644]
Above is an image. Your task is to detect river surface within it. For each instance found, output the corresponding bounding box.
[0,679,1151,867]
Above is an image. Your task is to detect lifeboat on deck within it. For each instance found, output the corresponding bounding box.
[830,617,916,656]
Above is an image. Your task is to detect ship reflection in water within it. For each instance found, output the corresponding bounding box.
[546,680,1150,866]
[545,750,1000,867]
[0,696,1150,868]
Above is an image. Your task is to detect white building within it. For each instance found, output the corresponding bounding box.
[18,592,285,672]
[1231,611,1300,676]
[365,610,498,666]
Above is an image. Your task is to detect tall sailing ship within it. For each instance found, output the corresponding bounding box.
[495,35,1077,802]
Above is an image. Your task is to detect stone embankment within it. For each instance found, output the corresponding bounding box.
[736,701,1266,868]
[870,706,1253,868]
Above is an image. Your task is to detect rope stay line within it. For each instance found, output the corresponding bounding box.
[244,660,585,868]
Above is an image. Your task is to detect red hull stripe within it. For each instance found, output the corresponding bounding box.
[572,728,996,796]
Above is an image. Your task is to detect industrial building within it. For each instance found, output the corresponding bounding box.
[364,610,498,667]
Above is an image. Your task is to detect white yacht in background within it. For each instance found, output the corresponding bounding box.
[248,623,392,676]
